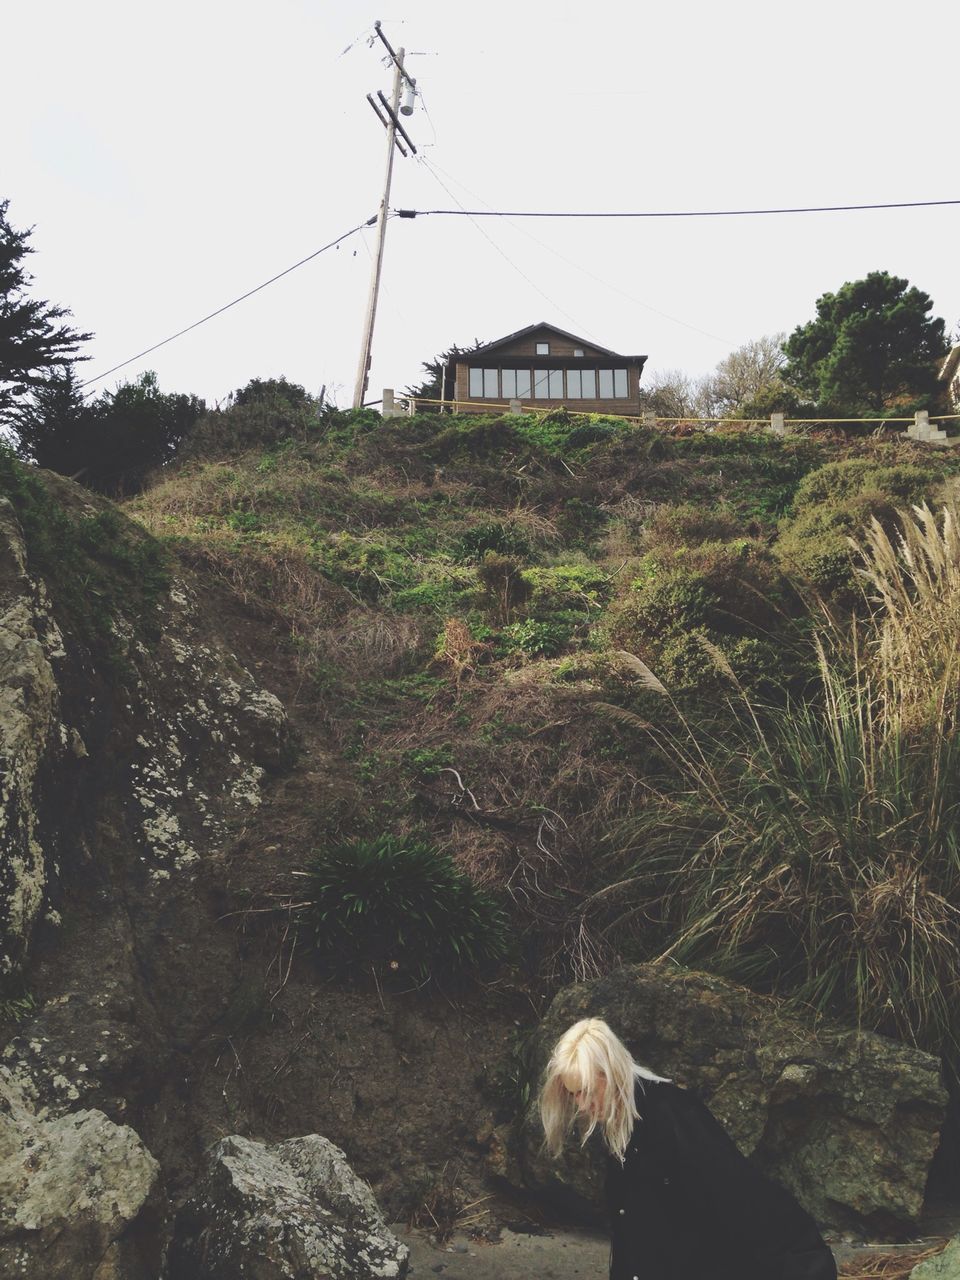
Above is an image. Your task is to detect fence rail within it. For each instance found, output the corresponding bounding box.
[381,389,959,440]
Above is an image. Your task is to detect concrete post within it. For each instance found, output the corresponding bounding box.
[769,412,786,436]
[381,388,405,419]
[642,410,657,428]
[508,399,522,415]
[906,409,947,443]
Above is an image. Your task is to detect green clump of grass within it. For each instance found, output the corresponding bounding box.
[300,834,509,984]
[0,447,171,660]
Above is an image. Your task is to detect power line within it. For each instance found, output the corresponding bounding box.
[415,156,606,344]
[416,156,735,348]
[397,197,960,220]
[78,217,376,390]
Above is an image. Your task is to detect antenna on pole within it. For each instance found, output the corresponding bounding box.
[351,21,420,410]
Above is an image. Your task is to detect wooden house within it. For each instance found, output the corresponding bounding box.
[450,322,647,414]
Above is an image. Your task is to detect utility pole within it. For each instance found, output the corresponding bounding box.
[352,21,417,410]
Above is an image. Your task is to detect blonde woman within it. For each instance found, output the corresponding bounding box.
[539,1018,836,1280]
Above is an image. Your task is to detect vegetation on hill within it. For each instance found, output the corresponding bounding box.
[125,393,960,1065]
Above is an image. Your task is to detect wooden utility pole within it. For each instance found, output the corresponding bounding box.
[352,22,417,410]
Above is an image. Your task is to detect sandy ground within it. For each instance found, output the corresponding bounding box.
[400,1225,610,1279]
[397,1223,959,1279]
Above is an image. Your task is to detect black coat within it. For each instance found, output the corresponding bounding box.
[604,1081,837,1280]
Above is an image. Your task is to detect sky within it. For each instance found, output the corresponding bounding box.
[5,0,959,409]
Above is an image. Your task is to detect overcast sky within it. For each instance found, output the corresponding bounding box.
[5,0,958,409]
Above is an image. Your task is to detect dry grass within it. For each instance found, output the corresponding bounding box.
[850,502,960,738]
[590,503,960,1055]
[433,618,490,683]
[838,1242,948,1278]
[300,608,428,679]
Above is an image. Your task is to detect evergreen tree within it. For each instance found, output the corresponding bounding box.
[0,199,91,422]
[782,271,948,414]
[405,340,485,402]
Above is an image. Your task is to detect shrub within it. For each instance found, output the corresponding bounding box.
[455,521,532,561]
[790,459,940,513]
[299,835,509,983]
[555,496,606,547]
[563,423,616,450]
[645,502,741,549]
[498,617,573,658]
[477,552,532,622]
[180,388,320,460]
[777,461,951,601]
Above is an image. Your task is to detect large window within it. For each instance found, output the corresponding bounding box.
[501,369,531,398]
[567,369,597,399]
[473,365,629,400]
[469,368,500,398]
[598,368,629,398]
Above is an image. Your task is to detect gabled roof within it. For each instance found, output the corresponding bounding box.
[469,321,643,361]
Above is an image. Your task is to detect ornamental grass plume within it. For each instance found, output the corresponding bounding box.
[593,503,960,1062]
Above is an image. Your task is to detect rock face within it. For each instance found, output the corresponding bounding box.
[0,496,63,975]
[515,964,948,1236]
[0,1068,161,1279]
[167,1133,410,1279]
[0,476,290,975]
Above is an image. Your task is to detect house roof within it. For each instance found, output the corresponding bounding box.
[467,321,646,362]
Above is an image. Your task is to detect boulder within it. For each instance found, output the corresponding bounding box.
[0,1069,161,1279]
[912,1237,960,1278]
[514,964,947,1237]
[167,1132,410,1279]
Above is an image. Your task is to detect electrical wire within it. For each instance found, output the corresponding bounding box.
[398,197,960,219]
[416,156,735,348]
[414,157,607,344]
[78,217,376,389]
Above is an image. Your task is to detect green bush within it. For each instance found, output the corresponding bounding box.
[556,496,606,547]
[455,521,532,561]
[300,835,508,983]
[563,423,616,450]
[645,502,741,548]
[790,459,940,514]
[498,617,573,658]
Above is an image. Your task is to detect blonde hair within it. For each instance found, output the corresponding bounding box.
[538,1018,668,1163]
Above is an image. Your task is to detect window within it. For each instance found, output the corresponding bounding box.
[598,369,629,398]
[469,368,500,398]
[574,348,584,357]
[502,369,532,399]
[568,369,596,399]
[533,369,550,398]
[536,342,550,355]
[549,370,563,397]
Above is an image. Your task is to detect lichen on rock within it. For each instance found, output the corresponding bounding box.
[167,1132,410,1279]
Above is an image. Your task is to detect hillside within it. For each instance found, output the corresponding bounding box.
[3,401,960,1274]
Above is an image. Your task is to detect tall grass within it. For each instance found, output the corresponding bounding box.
[598,504,960,1058]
